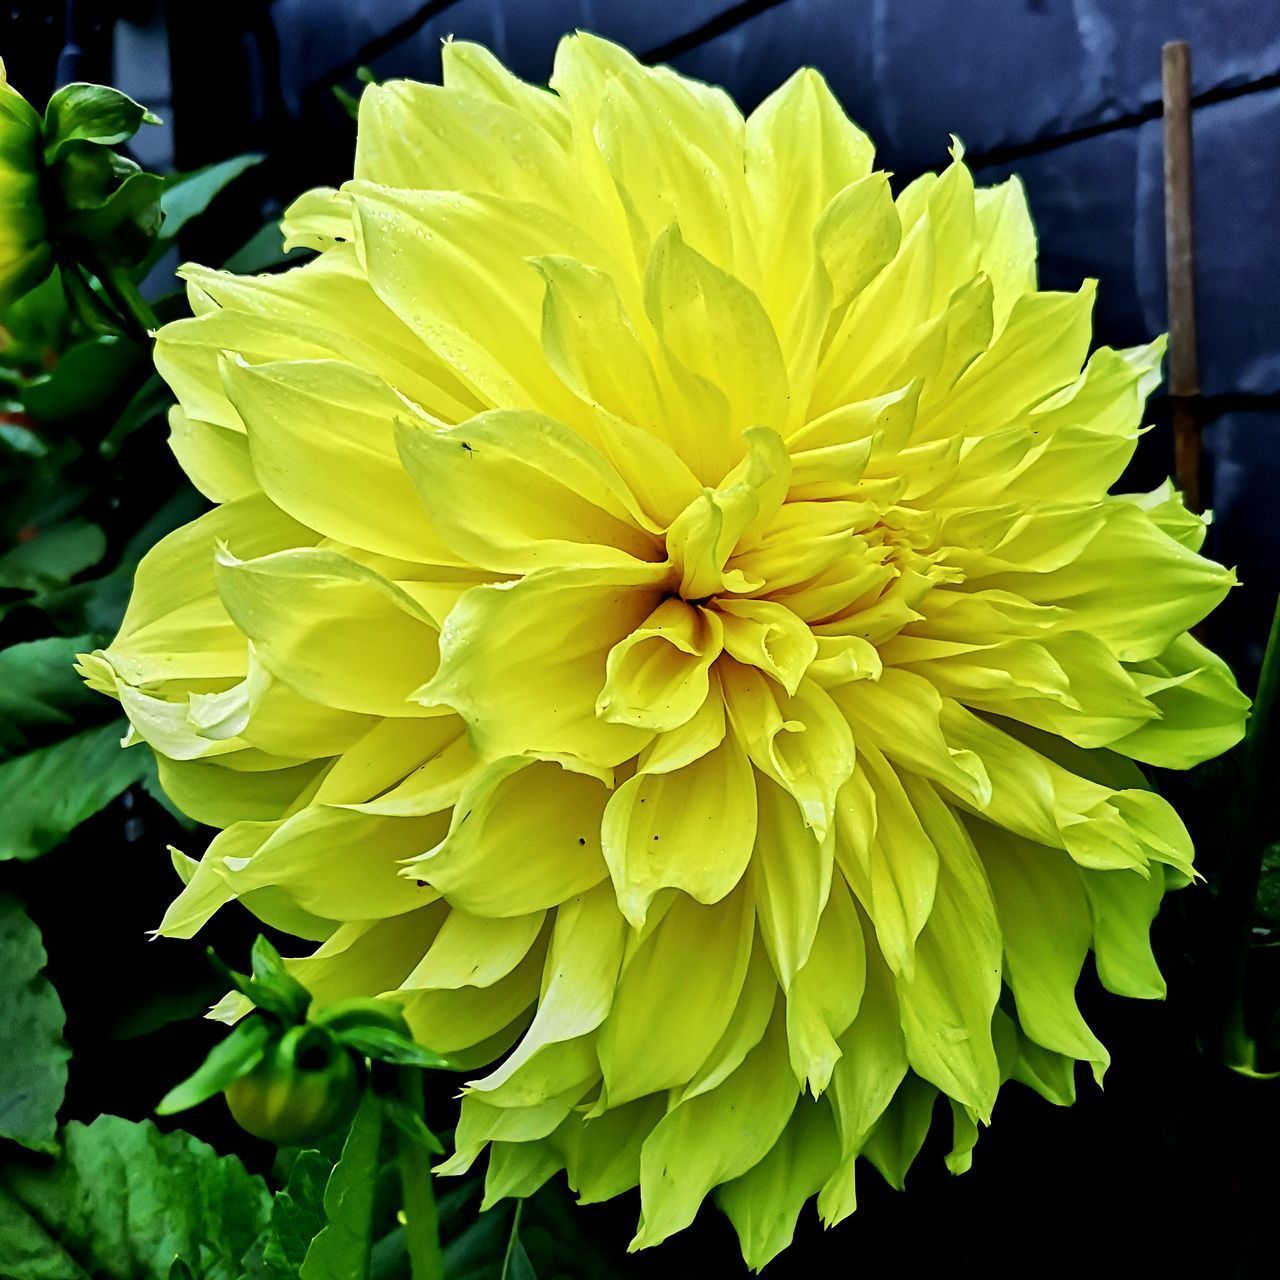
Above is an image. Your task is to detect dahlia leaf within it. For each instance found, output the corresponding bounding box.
[0,1116,269,1279]
[42,82,159,162]
[159,153,262,242]
[155,1016,273,1115]
[334,1025,451,1072]
[300,1095,384,1280]
[0,635,100,755]
[0,518,106,591]
[249,935,313,1022]
[0,896,68,1152]
[377,1095,443,1155]
[243,1148,330,1280]
[0,720,147,861]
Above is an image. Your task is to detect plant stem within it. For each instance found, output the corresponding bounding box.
[396,1067,444,1280]
[1217,593,1280,1072]
[94,263,159,340]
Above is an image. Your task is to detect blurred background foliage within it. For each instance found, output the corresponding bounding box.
[0,3,1277,1277]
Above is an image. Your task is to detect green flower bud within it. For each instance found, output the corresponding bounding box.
[224,1025,359,1146]
[0,59,52,306]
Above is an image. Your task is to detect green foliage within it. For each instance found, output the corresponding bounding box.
[300,1095,386,1280]
[157,1018,274,1115]
[0,518,106,592]
[243,1149,332,1279]
[0,1116,270,1279]
[0,635,147,862]
[0,720,149,861]
[0,635,100,752]
[159,154,264,242]
[42,83,160,162]
[0,896,68,1152]
[22,335,144,425]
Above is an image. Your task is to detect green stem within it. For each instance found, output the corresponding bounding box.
[500,1201,525,1279]
[1217,593,1280,1071]
[94,263,159,340]
[60,259,127,335]
[396,1067,444,1280]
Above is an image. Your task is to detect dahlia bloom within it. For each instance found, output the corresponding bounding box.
[82,34,1247,1267]
[0,59,50,306]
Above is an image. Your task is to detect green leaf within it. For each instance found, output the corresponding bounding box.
[156,1016,274,1115]
[31,486,206,636]
[23,334,145,424]
[42,83,160,163]
[58,168,165,266]
[0,896,68,1152]
[376,1095,443,1156]
[160,154,263,242]
[0,519,107,592]
[244,935,312,1023]
[333,84,362,119]
[0,1115,269,1279]
[501,1204,538,1280]
[0,423,47,458]
[245,1149,332,1279]
[1257,843,1280,926]
[222,220,307,273]
[331,1023,452,1070]
[0,720,149,861]
[100,371,171,458]
[0,635,100,758]
[300,1095,386,1280]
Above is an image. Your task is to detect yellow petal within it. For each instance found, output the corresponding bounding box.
[418,564,666,770]
[214,545,442,718]
[599,886,754,1105]
[395,407,660,573]
[404,759,609,915]
[601,708,756,927]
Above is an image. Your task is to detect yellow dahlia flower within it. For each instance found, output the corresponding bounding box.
[0,58,51,306]
[81,34,1248,1267]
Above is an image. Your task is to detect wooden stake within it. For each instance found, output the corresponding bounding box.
[1163,41,1202,512]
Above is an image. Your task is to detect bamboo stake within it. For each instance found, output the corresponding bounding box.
[1163,41,1202,512]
